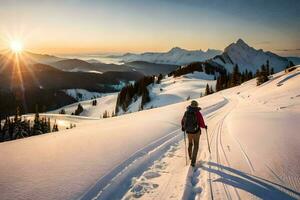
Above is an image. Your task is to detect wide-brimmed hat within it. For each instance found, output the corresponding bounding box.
[190,100,198,108]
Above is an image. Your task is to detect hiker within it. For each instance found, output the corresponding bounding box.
[181,100,207,167]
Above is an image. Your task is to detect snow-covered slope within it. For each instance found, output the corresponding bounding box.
[122,72,216,114]
[213,39,290,73]
[63,89,103,101]
[0,67,299,200]
[51,92,118,118]
[121,67,300,200]
[120,47,222,65]
[51,72,216,118]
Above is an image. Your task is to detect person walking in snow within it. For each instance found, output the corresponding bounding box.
[181,100,207,167]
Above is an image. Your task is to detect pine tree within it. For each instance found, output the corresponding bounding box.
[75,104,84,115]
[256,69,262,86]
[248,71,253,80]
[205,84,210,95]
[14,107,20,123]
[103,110,109,118]
[157,74,163,84]
[210,86,214,94]
[256,64,269,86]
[33,105,41,134]
[111,111,116,117]
[52,123,59,132]
[141,88,150,108]
[230,64,241,87]
[216,76,221,91]
[255,69,260,78]
[59,109,66,114]
[266,60,270,76]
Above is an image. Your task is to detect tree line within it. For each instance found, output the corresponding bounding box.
[0,106,62,143]
[168,61,227,77]
[215,60,288,91]
[115,76,155,114]
[215,64,254,91]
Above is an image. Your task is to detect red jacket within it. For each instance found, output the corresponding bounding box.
[181,107,206,129]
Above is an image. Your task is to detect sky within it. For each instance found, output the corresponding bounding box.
[0,0,299,56]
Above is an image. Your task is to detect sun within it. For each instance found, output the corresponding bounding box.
[10,40,23,53]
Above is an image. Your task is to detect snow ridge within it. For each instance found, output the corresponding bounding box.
[213,39,290,73]
[120,47,222,65]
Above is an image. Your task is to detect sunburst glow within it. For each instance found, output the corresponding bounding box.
[10,40,23,53]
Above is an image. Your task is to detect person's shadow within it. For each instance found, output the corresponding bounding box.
[200,161,300,200]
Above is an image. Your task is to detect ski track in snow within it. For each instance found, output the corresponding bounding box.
[181,85,300,200]
[118,100,229,200]
[198,94,300,199]
[80,99,229,200]
[80,128,182,200]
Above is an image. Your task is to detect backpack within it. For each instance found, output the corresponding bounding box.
[184,109,199,133]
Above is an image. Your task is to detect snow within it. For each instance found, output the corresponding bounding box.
[118,67,300,200]
[59,72,215,117]
[0,66,299,200]
[215,39,290,73]
[121,142,189,200]
[51,93,118,118]
[69,68,103,74]
[121,47,222,65]
[120,72,216,114]
[63,89,103,101]
[144,73,215,110]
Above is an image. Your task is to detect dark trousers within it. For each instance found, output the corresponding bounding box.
[187,131,200,165]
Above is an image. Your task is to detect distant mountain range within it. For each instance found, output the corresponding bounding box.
[25,51,64,64]
[1,39,299,116]
[0,55,143,116]
[50,59,134,74]
[48,59,178,76]
[211,39,295,72]
[17,40,300,75]
[111,41,299,73]
[119,47,222,65]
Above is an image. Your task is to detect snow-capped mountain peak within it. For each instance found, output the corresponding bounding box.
[224,38,252,53]
[120,47,222,65]
[168,47,187,53]
[213,39,290,73]
[236,38,248,47]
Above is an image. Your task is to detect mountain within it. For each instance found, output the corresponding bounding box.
[0,58,144,115]
[49,58,133,73]
[0,57,143,91]
[124,61,178,76]
[25,51,64,64]
[287,56,300,65]
[119,47,222,65]
[212,39,290,72]
[50,58,178,76]
[50,58,97,72]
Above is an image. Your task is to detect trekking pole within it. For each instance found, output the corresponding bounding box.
[205,128,211,154]
[183,131,188,166]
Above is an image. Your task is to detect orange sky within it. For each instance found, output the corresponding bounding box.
[0,0,299,56]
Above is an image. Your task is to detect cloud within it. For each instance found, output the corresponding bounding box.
[275,48,300,52]
[255,41,271,45]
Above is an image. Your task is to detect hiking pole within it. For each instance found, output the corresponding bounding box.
[205,128,211,154]
[183,131,188,166]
